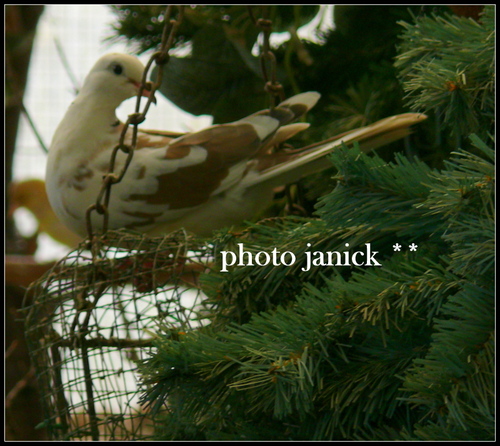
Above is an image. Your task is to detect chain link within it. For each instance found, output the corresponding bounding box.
[85,6,185,241]
[248,7,285,108]
[248,7,310,216]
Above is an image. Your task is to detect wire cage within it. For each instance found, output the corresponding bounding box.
[24,229,210,440]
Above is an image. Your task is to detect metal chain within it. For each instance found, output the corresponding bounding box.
[85,6,184,241]
[248,7,310,217]
[248,7,285,108]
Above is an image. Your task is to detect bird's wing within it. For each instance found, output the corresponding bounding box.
[124,92,322,213]
[120,115,282,218]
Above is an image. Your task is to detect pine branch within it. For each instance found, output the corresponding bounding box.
[395,6,495,137]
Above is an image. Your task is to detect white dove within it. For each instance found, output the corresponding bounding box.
[46,53,426,238]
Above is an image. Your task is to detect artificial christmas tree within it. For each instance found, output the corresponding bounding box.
[137,6,494,440]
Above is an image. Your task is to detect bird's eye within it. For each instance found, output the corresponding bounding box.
[112,64,123,75]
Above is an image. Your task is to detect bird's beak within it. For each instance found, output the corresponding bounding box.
[131,80,157,104]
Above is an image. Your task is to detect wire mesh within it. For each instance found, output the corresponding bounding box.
[24,229,211,440]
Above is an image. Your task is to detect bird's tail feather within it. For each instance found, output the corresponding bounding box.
[244,112,427,190]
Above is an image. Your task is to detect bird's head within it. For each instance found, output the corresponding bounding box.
[79,53,155,107]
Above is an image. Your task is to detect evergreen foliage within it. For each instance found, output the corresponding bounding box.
[127,6,494,441]
[395,7,495,139]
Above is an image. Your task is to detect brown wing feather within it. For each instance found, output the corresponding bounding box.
[129,123,263,210]
[128,93,321,211]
